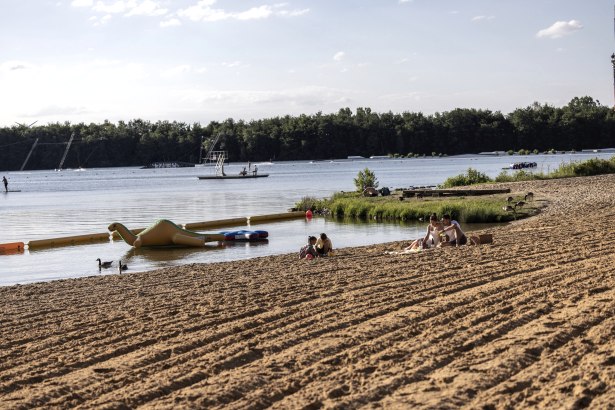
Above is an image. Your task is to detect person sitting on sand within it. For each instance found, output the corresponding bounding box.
[316,233,333,256]
[439,214,467,246]
[406,213,443,251]
[299,236,319,259]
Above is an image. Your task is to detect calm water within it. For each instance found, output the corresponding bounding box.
[1,151,613,285]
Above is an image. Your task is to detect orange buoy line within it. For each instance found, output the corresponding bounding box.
[2,212,307,252]
[0,242,25,253]
[248,211,306,224]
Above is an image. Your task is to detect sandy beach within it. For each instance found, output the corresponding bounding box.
[1,175,613,409]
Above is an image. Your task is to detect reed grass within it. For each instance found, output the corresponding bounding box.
[319,195,518,223]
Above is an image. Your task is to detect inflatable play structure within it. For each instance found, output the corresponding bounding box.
[109,220,224,248]
[109,219,269,248]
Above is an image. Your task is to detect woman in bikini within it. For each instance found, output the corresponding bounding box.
[406,213,444,251]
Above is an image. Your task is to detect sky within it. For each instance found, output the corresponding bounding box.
[1,0,614,126]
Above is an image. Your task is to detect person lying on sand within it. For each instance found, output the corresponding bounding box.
[405,213,444,251]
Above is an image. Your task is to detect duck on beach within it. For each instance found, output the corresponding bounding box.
[119,260,128,273]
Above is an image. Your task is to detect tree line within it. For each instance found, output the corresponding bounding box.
[1,96,614,171]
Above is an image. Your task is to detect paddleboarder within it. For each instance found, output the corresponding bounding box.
[2,176,7,193]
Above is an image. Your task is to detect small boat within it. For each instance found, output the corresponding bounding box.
[502,162,537,170]
[198,174,269,179]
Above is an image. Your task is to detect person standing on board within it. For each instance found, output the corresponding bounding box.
[2,176,7,192]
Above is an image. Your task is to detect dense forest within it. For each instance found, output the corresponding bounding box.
[1,96,614,171]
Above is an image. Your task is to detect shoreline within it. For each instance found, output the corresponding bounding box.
[1,174,614,407]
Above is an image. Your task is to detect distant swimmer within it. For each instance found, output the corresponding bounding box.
[2,176,7,193]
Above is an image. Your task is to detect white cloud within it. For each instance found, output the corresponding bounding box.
[124,0,168,17]
[161,64,192,77]
[160,18,181,27]
[89,14,112,26]
[73,0,167,17]
[0,61,33,72]
[182,86,353,109]
[276,8,309,17]
[177,1,230,22]
[333,51,345,62]
[472,15,495,22]
[177,1,308,22]
[0,59,156,124]
[92,1,129,14]
[536,20,583,39]
[71,0,93,6]
[235,5,273,20]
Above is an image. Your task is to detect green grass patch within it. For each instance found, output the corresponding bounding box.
[299,193,536,223]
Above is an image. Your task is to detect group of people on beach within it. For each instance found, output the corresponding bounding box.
[299,213,469,259]
[299,233,333,259]
[406,213,467,250]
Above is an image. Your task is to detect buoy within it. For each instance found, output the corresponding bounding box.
[0,242,25,253]
[305,209,313,218]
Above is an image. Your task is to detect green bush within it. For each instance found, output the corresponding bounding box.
[494,169,540,183]
[439,168,492,188]
[295,196,327,211]
[354,168,379,192]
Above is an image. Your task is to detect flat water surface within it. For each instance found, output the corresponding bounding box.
[1,152,613,285]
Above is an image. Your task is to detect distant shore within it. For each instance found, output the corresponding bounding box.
[1,174,614,408]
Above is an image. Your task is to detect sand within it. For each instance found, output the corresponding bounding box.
[0,175,614,409]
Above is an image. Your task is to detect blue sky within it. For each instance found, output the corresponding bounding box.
[1,0,613,126]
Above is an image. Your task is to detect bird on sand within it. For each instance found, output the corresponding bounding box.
[525,192,534,201]
[118,260,128,273]
[515,201,526,209]
[96,258,113,269]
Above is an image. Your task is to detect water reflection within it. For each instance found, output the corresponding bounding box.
[0,216,499,286]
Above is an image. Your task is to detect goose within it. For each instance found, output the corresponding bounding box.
[96,258,113,269]
[515,201,526,209]
[119,260,128,273]
[503,205,515,213]
[506,196,514,203]
[525,192,534,201]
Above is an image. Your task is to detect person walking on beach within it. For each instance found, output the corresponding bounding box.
[2,176,7,193]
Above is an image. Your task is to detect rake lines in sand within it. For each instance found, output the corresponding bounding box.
[461,291,615,409]
[2,245,552,408]
[143,258,596,408]
[262,255,608,404]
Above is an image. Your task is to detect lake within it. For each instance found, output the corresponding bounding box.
[1,151,613,285]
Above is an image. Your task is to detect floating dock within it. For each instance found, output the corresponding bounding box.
[401,188,511,198]
[197,174,269,180]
